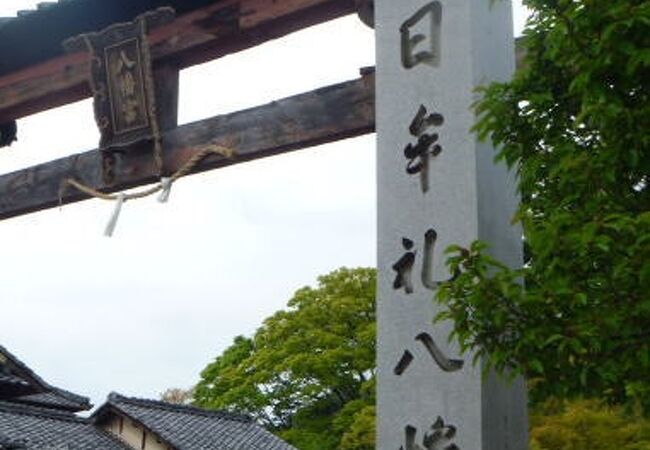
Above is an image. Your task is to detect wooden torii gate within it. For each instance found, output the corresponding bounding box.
[0,1,528,448]
[0,0,375,221]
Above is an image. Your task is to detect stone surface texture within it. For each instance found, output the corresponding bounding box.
[376,1,528,449]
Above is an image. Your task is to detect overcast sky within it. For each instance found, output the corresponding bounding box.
[0,1,530,409]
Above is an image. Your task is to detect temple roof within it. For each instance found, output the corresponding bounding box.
[0,401,129,449]
[11,391,92,412]
[0,348,296,449]
[0,346,91,412]
[93,393,297,450]
[0,373,33,399]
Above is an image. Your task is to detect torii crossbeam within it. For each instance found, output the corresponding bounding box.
[0,0,374,220]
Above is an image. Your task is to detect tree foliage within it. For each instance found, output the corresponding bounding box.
[193,267,376,450]
[436,0,650,409]
[530,399,650,450]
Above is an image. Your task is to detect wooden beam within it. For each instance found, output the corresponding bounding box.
[153,64,180,132]
[0,71,375,221]
[0,0,356,122]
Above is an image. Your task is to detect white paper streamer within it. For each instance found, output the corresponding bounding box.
[104,193,126,237]
[158,177,173,203]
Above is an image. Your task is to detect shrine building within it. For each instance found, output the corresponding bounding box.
[0,346,295,450]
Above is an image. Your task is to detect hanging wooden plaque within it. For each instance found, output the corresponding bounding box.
[63,8,175,152]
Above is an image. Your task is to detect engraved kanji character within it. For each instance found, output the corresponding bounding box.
[400,2,442,69]
[111,49,141,125]
[392,229,453,295]
[119,71,137,98]
[394,332,463,375]
[116,50,137,71]
[404,105,444,193]
[399,417,460,450]
[122,97,140,125]
[392,237,416,294]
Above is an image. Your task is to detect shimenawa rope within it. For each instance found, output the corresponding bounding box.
[60,145,236,237]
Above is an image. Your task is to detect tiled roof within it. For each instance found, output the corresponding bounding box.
[0,401,129,450]
[96,393,297,450]
[11,392,90,412]
[0,0,219,77]
[0,433,27,449]
[0,346,91,412]
[0,374,33,399]
[0,374,27,387]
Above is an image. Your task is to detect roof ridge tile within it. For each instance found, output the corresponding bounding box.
[0,400,86,423]
[108,392,253,423]
[0,345,91,410]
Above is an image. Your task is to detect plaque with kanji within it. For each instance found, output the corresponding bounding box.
[63,8,174,152]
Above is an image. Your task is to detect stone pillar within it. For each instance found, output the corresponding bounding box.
[375,1,528,449]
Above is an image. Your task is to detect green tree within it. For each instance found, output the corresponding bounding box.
[530,399,650,450]
[436,0,650,409]
[194,267,376,450]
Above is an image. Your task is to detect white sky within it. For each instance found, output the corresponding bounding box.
[0,1,530,408]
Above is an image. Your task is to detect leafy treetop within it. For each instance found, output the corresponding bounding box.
[437,0,650,410]
[194,267,376,450]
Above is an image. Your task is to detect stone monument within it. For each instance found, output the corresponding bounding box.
[376,0,529,448]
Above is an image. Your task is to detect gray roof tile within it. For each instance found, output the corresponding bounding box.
[0,346,91,412]
[12,392,89,412]
[0,401,129,449]
[0,374,30,389]
[0,433,27,449]
[99,393,297,450]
